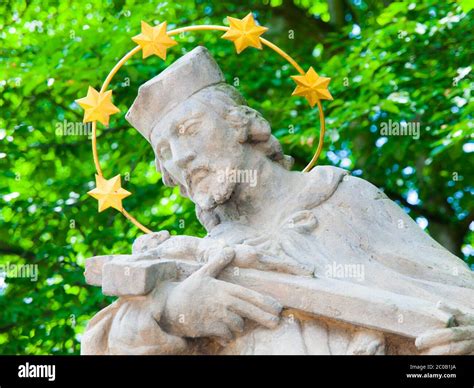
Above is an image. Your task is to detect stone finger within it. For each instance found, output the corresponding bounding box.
[198,247,235,278]
[436,301,474,325]
[259,254,314,276]
[420,339,474,355]
[222,310,245,334]
[416,327,474,350]
[223,282,282,315]
[228,297,280,329]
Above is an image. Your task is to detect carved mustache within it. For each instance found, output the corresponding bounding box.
[184,166,211,193]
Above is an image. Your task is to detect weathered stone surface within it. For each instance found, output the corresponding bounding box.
[102,259,178,296]
[81,46,474,356]
[84,255,124,286]
[125,46,224,142]
[85,256,452,338]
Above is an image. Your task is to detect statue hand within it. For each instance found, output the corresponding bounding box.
[415,302,474,355]
[132,233,314,276]
[232,244,314,276]
[162,246,282,342]
[132,231,171,254]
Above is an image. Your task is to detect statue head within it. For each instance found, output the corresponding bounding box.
[126,46,292,212]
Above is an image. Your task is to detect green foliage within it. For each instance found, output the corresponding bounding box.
[0,0,472,354]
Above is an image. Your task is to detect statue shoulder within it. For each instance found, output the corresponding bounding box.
[307,166,385,199]
[299,165,348,208]
[302,166,389,208]
[308,165,348,184]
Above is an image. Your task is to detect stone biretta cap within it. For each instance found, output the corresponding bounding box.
[125,46,225,142]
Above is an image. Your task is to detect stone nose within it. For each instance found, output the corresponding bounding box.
[175,152,196,169]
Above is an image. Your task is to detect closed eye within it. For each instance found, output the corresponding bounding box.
[177,120,200,136]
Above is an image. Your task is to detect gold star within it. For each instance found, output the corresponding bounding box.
[132,21,178,60]
[221,13,268,54]
[88,174,131,212]
[291,67,333,108]
[76,87,120,126]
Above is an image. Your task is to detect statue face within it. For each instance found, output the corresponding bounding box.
[151,97,244,210]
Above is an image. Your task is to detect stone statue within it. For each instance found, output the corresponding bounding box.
[81,46,474,355]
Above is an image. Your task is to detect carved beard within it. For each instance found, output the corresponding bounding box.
[190,171,237,211]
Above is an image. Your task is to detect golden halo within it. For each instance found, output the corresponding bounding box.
[77,13,333,234]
